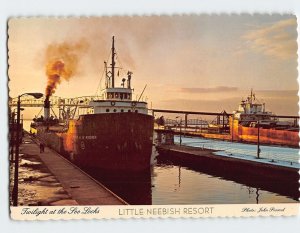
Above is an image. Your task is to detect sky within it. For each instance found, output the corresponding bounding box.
[8,15,299,117]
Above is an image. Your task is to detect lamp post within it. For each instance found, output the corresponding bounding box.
[10,110,16,162]
[12,92,43,206]
[176,116,182,146]
[199,117,203,133]
[10,108,24,162]
[231,116,234,142]
[257,121,261,159]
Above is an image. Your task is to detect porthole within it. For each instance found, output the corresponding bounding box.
[121,109,124,112]
[106,109,110,112]
[128,110,131,112]
[113,109,117,112]
[135,110,138,113]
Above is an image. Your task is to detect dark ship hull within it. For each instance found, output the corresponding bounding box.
[37,113,154,171]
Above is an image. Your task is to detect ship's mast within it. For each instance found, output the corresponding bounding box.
[111,36,115,88]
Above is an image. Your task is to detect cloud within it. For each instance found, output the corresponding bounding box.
[242,18,297,60]
[181,86,238,93]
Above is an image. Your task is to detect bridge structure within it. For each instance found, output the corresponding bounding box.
[151,108,300,135]
[9,96,300,127]
[151,109,232,132]
[8,95,103,108]
[8,95,104,121]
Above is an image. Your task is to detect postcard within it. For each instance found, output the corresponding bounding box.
[8,15,299,220]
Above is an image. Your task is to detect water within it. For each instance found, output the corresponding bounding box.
[152,163,295,204]
[22,121,299,205]
[87,160,297,205]
[89,136,298,205]
[87,139,299,205]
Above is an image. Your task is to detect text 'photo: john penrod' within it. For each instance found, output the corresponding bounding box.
[8,15,299,208]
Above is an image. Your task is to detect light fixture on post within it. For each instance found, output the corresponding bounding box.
[176,116,182,146]
[10,108,24,163]
[257,120,261,159]
[12,92,43,206]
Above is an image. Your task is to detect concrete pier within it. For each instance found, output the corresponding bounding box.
[18,134,127,205]
[157,144,299,173]
[156,144,299,199]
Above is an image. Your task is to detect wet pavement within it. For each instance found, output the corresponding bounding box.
[9,132,125,206]
[9,134,78,206]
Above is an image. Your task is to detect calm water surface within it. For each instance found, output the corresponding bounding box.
[88,159,298,205]
[22,121,298,205]
[90,136,298,205]
[151,163,295,205]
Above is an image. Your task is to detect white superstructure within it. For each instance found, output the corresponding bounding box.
[78,36,149,116]
[233,89,277,126]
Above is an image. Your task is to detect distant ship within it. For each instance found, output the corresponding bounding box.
[231,90,299,147]
[32,36,154,171]
[155,89,299,148]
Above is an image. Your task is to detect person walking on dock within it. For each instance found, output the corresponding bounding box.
[40,142,45,153]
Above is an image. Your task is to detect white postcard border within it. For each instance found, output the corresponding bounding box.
[10,203,299,220]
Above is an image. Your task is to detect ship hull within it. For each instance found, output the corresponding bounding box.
[37,113,154,171]
[237,125,299,147]
[168,122,299,148]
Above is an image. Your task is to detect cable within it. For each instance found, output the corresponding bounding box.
[94,49,112,96]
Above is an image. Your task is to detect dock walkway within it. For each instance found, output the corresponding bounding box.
[157,144,299,170]
[157,144,299,182]
[20,134,126,205]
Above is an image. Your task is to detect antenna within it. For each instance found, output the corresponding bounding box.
[111,36,115,88]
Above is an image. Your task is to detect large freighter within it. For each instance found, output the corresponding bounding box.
[230,90,299,147]
[165,90,299,148]
[33,37,154,171]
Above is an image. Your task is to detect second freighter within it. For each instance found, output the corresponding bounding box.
[34,36,154,171]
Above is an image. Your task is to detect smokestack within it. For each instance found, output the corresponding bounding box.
[44,97,50,120]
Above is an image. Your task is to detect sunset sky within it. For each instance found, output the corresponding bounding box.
[8,15,298,117]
